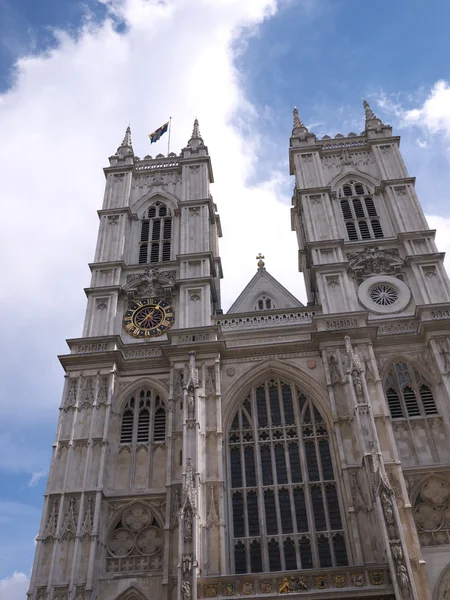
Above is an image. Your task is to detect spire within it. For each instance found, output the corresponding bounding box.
[293,107,305,129]
[191,118,201,139]
[362,99,384,131]
[121,125,132,148]
[187,117,204,149]
[115,124,134,158]
[292,106,309,137]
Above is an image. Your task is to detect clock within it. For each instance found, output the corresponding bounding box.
[123,298,175,338]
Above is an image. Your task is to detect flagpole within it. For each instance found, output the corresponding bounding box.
[167,117,172,155]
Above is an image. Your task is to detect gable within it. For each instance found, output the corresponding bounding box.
[227,268,303,314]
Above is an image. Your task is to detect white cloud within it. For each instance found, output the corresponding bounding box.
[28,470,47,487]
[0,572,29,600]
[0,0,316,418]
[403,80,450,137]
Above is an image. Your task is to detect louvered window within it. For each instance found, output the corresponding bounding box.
[255,295,275,311]
[138,202,172,264]
[229,378,347,574]
[120,389,166,448]
[339,181,384,241]
[384,362,437,419]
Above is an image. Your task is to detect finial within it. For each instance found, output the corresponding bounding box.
[187,118,204,149]
[362,98,385,130]
[191,118,201,139]
[292,106,309,136]
[256,252,265,268]
[293,107,305,129]
[121,125,132,148]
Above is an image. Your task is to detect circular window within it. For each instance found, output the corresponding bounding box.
[357,275,411,314]
[369,284,398,306]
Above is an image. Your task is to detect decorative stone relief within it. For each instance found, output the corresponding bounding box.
[79,377,95,409]
[325,318,358,330]
[43,499,59,540]
[206,485,219,528]
[53,586,69,600]
[106,503,163,573]
[189,289,201,301]
[125,267,175,301]
[326,275,339,288]
[422,265,437,278]
[413,477,450,547]
[80,496,94,538]
[97,376,108,406]
[180,457,197,542]
[189,207,200,217]
[35,587,47,600]
[107,215,120,225]
[348,246,404,283]
[123,348,163,359]
[64,379,78,410]
[345,336,363,399]
[378,322,418,335]
[60,497,78,540]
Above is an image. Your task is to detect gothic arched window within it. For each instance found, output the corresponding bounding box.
[138,202,172,264]
[384,362,437,419]
[228,378,348,574]
[106,503,164,573]
[120,389,166,446]
[339,181,384,241]
[255,295,275,311]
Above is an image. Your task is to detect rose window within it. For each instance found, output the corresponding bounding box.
[106,503,163,573]
[369,284,398,306]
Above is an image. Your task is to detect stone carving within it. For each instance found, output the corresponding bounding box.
[178,333,210,344]
[345,336,363,399]
[64,379,78,410]
[377,322,418,335]
[106,503,163,573]
[80,496,94,538]
[432,309,450,319]
[79,377,95,409]
[60,497,78,540]
[439,345,450,373]
[97,376,108,406]
[219,311,314,330]
[347,246,404,283]
[74,586,86,600]
[76,343,108,353]
[182,554,193,575]
[423,265,437,278]
[206,485,219,528]
[182,579,191,600]
[123,348,163,359]
[325,318,358,330]
[328,353,341,385]
[36,587,47,600]
[279,575,308,593]
[43,499,58,540]
[53,586,69,600]
[206,366,215,395]
[326,276,339,288]
[125,267,175,301]
[180,457,197,542]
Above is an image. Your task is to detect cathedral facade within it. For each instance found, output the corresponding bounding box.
[27,105,450,600]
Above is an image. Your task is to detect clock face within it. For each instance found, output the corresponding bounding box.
[123,298,175,338]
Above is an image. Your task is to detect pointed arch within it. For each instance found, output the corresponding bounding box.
[433,560,450,599]
[329,171,380,194]
[224,361,348,574]
[222,359,332,432]
[114,586,149,600]
[381,357,437,419]
[132,190,179,216]
[106,501,164,575]
[115,377,169,414]
[409,475,450,551]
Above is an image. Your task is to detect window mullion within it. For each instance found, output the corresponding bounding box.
[302,402,320,568]
[252,387,269,572]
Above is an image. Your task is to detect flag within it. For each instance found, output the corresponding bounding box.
[148,121,169,144]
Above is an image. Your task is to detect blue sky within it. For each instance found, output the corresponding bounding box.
[1,0,450,597]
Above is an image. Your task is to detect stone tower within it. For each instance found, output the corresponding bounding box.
[27,105,450,600]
